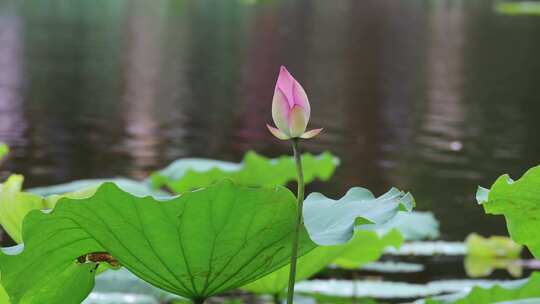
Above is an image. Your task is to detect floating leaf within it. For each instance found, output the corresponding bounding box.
[476,165,540,258]
[360,261,425,273]
[150,151,339,193]
[295,293,379,304]
[296,278,510,300]
[494,2,540,16]
[0,181,316,302]
[0,143,8,164]
[303,187,414,246]
[464,256,522,278]
[423,272,540,304]
[243,229,403,295]
[384,241,467,256]
[465,234,522,259]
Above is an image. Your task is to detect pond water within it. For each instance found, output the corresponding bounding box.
[1,0,540,295]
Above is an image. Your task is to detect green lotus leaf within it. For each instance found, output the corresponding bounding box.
[424,272,540,304]
[465,233,522,259]
[150,151,339,193]
[476,165,540,258]
[0,283,9,304]
[464,256,522,278]
[0,143,8,164]
[304,187,414,245]
[333,229,403,269]
[384,241,466,256]
[0,175,48,244]
[0,180,316,302]
[494,2,540,16]
[242,229,403,295]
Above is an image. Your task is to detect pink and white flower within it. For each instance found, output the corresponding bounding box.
[267,66,322,140]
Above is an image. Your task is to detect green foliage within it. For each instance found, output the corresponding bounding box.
[0,143,8,164]
[465,234,522,259]
[0,181,315,302]
[0,175,48,243]
[150,151,339,193]
[241,186,413,295]
[333,229,403,269]
[464,256,522,278]
[464,234,523,278]
[0,283,9,304]
[243,229,403,295]
[425,272,540,304]
[476,165,540,258]
[494,2,540,16]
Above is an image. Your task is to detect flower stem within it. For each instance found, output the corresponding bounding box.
[286,138,305,304]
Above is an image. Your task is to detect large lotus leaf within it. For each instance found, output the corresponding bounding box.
[150,151,339,193]
[423,272,540,304]
[0,180,316,302]
[243,229,403,295]
[476,165,540,258]
[304,187,414,246]
[0,143,7,164]
[0,283,9,304]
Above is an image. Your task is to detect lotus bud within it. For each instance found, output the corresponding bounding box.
[267,66,323,140]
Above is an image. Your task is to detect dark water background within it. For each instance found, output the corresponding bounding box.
[1,0,540,286]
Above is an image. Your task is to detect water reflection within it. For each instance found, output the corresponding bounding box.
[0,10,25,163]
[0,0,539,246]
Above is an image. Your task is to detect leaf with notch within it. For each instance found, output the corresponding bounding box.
[476,165,540,258]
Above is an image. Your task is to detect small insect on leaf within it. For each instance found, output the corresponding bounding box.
[76,252,120,268]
